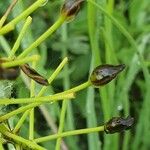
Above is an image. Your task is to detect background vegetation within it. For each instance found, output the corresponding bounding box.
[0,0,149,149]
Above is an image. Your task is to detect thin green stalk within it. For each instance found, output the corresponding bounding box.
[0,0,47,35]
[0,123,46,150]
[2,55,40,68]
[0,0,18,29]
[55,18,69,150]
[103,0,119,150]
[0,36,11,55]
[58,80,92,95]
[0,93,74,105]
[13,110,30,133]
[29,61,36,140]
[87,1,101,149]
[0,93,74,122]
[35,126,105,143]
[9,16,32,59]
[18,15,66,59]
[0,141,4,150]
[55,100,68,150]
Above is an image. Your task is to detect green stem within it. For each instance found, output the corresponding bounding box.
[0,124,46,150]
[0,0,47,35]
[2,55,40,68]
[29,61,36,140]
[18,15,66,59]
[9,16,32,59]
[0,36,11,55]
[58,80,92,95]
[0,93,74,122]
[0,0,18,29]
[0,93,74,105]
[35,126,104,143]
[13,110,30,133]
[55,18,69,150]
[87,1,102,150]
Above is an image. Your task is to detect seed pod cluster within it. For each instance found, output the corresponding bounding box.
[61,0,84,22]
[104,116,134,134]
[90,64,125,86]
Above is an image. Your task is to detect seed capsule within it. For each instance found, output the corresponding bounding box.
[0,58,20,80]
[61,0,84,22]
[104,116,134,134]
[90,64,125,86]
[20,64,49,86]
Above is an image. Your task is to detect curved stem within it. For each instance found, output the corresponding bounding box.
[2,55,40,68]
[18,15,66,59]
[35,126,104,143]
[9,16,32,59]
[0,93,74,122]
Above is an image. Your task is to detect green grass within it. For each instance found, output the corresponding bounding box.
[0,0,149,149]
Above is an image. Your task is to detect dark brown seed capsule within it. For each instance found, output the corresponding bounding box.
[0,58,20,80]
[90,64,125,86]
[20,64,49,86]
[61,0,84,22]
[104,116,134,134]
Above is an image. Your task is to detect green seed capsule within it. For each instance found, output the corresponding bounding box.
[90,64,125,86]
[104,116,134,134]
[61,0,84,22]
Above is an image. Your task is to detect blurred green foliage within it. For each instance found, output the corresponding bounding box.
[0,0,150,150]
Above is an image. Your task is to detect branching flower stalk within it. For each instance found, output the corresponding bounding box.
[0,0,135,149]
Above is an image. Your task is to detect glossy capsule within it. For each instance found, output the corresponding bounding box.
[90,64,125,86]
[61,0,84,22]
[104,116,134,134]
[20,64,49,86]
[0,58,20,80]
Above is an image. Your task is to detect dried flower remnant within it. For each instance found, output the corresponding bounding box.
[104,116,134,134]
[90,64,125,86]
[61,0,84,22]
[20,64,49,86]
[0,58,20,80]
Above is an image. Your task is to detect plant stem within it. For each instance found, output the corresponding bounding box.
[29,61,36,140]
[2,55,40,68]
[8,16,32,59]
[0,93,74,122]
[35,126,104,143]
[0,93,74,105]
[58,80,92,95]
[17,15,66,59]
[55,18,69,150]
[0,0,46,35]
[87,0,101,149]
[0,36,11,55]
[0,0,18,29]
[13,110,30,133]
